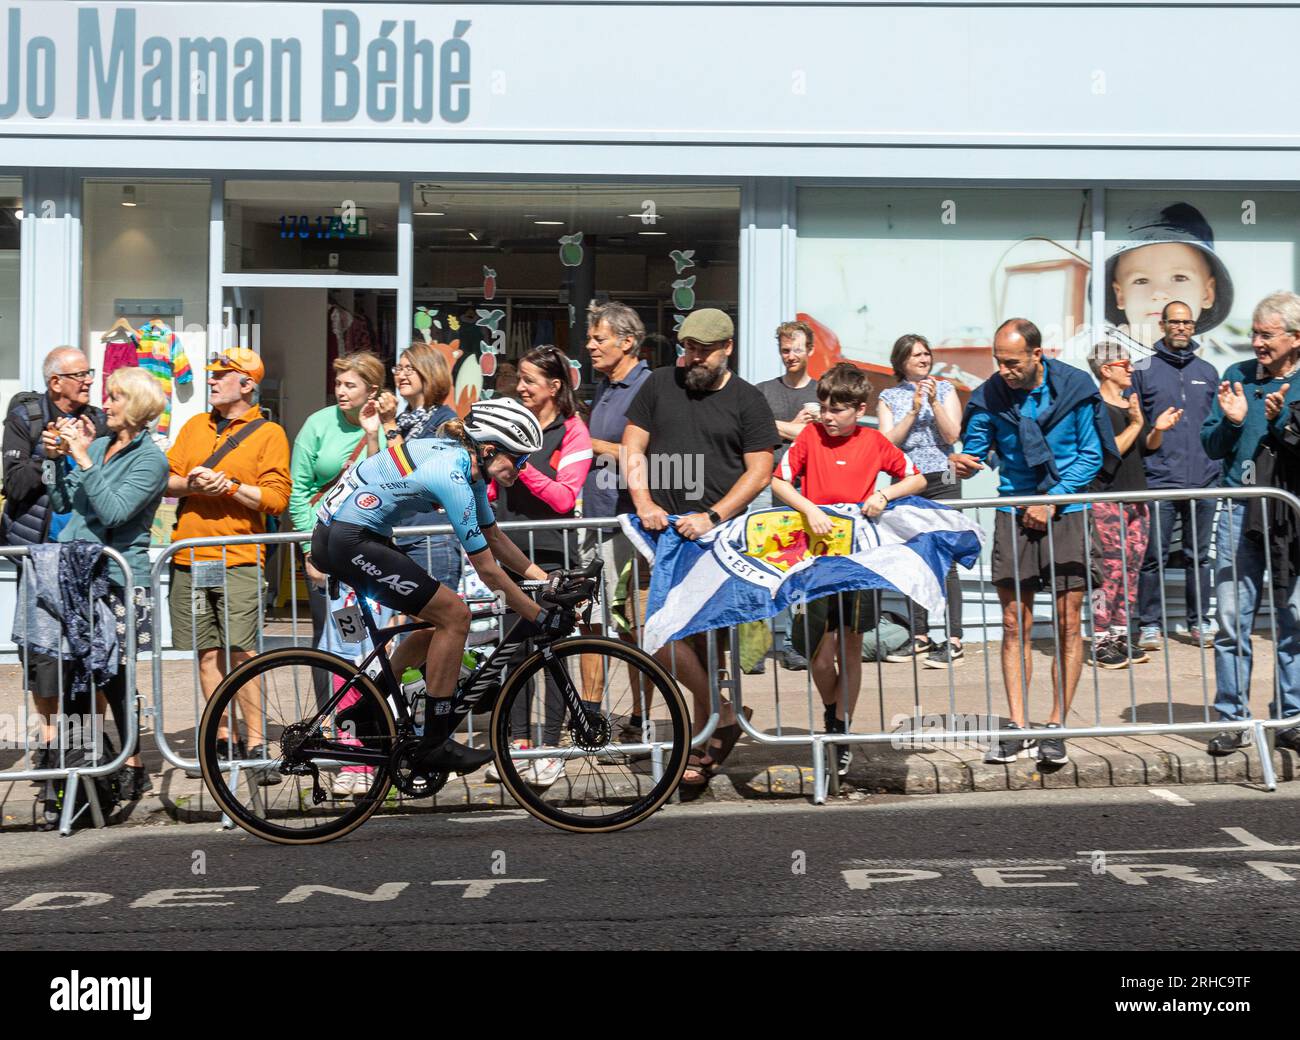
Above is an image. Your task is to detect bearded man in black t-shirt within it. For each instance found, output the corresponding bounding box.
[622,309,778,788]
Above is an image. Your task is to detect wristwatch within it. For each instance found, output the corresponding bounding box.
[706,508,722,525]
[223,478,243,498]
[385,428,401,442]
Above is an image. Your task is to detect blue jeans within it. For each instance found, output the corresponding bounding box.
[1138,496,1216,629]
[1213,501,1300,722]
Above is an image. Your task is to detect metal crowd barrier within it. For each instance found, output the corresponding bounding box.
[727,486,1300,803]
[147,519,720,797]
[1,544,138,834]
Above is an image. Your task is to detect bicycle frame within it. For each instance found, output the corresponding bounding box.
[289,585,598,771]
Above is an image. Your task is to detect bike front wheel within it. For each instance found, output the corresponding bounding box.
[488,636,689,832]
[198,648,398,845]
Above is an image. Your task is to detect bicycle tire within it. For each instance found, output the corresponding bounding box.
[198,647,397,845]
[488,636,689,832]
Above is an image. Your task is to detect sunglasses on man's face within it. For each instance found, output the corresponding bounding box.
[1163,319,1196,328]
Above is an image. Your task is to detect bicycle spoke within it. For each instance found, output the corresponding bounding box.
[490,637,688,831]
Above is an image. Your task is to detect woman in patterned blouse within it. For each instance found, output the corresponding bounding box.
[876,333,967,670]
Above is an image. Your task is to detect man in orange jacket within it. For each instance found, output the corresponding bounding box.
[167,347,291,778]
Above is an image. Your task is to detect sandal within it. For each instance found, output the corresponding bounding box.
[681,751,718,787]
[706,706,754,771]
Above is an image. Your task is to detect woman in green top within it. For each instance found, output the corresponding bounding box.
[289,351,388,671]
[43,366,169,798]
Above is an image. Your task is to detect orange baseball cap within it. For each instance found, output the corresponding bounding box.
[206,347,265,384]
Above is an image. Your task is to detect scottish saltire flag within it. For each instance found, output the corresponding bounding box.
[620,499,984,654]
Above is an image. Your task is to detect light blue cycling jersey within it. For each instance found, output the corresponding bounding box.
[316,438,495,554]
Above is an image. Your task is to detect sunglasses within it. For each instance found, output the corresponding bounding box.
[483,446,530,469]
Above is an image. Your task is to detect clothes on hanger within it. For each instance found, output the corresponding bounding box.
[100,322,140,405]
[134,319,192,437]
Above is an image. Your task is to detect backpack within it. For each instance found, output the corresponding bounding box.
[1,392,53,545]
[40,733,123,831]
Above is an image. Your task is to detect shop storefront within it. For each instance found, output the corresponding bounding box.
[3,0,1300,658]
[5,1,1300,441]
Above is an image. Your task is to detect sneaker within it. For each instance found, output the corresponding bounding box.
[1274,726,1300,753]
[1113,636,1149,665]
[741,658,766,676]
[330,772,358,797]
[1193,621,1217,648]
[122,765,154,801]
[923,641,964,669]
[1137,625,1163,651]
[485,740,529,783]
[417,737,494,775]
[1091,636,1130,669]
[1037,724,1069,765]
[527,756,566,788]
[1207,730,1252,756]
[780,647,808,671]
[596,716,649,764]
[885,637,932,664]
[245,743,283,787]
[984,722,1034,764]
[824,716,852,777]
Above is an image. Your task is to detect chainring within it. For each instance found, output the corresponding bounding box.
[389,737,449,798]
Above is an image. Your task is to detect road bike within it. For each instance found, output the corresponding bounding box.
[197,559,690,843]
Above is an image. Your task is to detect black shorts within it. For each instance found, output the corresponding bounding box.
[311,521,442,616]
[991,508,1089,592]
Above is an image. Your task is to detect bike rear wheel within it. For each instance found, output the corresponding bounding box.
[488,636,689,832]
[198,648,398,845]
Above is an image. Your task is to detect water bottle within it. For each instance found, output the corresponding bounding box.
[401,667,427,734]
[459,649,484,682]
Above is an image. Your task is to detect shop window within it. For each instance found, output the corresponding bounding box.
[82,178,210,542]
[225,180,398,275]
[796,187,1092,389]
[1105,190,1300,371]
[412,182,739,411]
[0,177,20,403]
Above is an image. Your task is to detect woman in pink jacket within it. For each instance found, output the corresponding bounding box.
[487,345,593,788]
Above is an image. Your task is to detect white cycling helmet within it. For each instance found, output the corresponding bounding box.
[464,397,544,455]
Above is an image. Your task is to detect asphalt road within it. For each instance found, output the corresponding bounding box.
[3,784,1299,951]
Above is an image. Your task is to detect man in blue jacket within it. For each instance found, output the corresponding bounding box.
[1200,291,1300,756]
[1130,301,1220,650]
[952,319,1113,768]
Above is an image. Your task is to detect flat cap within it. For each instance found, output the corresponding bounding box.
[677,308,734,343]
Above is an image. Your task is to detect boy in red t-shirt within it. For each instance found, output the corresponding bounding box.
[773,363,927,776]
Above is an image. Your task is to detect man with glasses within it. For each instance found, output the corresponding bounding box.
[1130,300,1220,651]
[2,346,106,548]
[2,347,107,771]
[1201,292,1300,756]
[167,348,292,778]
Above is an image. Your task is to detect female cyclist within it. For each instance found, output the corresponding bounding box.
[309,397,575,776]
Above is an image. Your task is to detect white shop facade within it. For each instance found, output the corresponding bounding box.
[3,0,1300,649]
